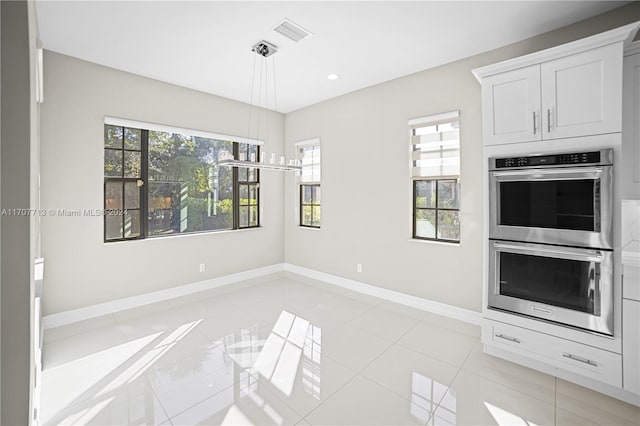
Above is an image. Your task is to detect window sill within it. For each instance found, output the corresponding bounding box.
[297,226,321,231]
[408,238,460,247]
[104,226,265,245]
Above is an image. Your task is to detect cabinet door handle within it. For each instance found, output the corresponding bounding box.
[495,333,521,344]
[562,353,598,367]
[533,111,537,135]
[547,108,551,133]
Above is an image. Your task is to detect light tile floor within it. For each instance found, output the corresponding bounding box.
[41,273,640,425]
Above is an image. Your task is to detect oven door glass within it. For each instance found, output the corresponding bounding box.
[499,179,596,231]
[500,252,595,313]
[488,241,613,335]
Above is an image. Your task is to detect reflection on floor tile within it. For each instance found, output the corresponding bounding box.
[556,379,640,426]
[42,273,640,426]
[348,306,420,341]
[304,375,426,425]
[376,300,430,320]
[44,314,118,344]
[431,370,555,426]
[169,375,303,425]
[461,341,556,404]
[555,408,599,426]
[43,323,130,370]
[397,320,477,367]
[422,313,480,338]
[361,344,458,405]
[320,324,394,372]
[47,377,168,426]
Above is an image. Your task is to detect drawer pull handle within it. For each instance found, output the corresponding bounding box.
[495,333,521,344]
[562,353,598,367]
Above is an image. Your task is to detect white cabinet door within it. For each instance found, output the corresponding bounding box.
[623,53,640,199]
[481,65,541,145]
[623,299,640,394]
[541,44,623,140]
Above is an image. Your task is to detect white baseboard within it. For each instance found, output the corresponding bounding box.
[284,263,481,325]
[43,262,481,329]
[43,263,285,329]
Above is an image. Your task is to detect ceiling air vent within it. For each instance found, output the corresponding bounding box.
[274,19,312,43]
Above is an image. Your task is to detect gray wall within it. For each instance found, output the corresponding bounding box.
[283,3,640,312]
[1,0,39,424]
[40,52,285,315]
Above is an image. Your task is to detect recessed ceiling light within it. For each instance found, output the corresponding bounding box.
[327,74,339,80]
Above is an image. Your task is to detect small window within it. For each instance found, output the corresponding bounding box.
[296,139,321,228]
[300,184,321,228]
[410,111,460,243]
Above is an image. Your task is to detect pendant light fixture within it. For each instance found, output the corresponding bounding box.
[218,40,301,172]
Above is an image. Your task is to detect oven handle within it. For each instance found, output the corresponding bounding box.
[492,166,603,178]
[492,242,604,262]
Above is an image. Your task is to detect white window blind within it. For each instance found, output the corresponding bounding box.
[296,139,321,183]
[410,111,460,179]
[104,116,263,146]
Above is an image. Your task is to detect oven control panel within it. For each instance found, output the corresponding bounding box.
[494,151,602,169]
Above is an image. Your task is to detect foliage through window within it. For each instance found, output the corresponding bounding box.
[104,123,260,242]
[296,140,321,228]
[300,184,321,228]
[410,111,460,242]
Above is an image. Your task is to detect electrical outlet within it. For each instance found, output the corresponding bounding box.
[199,263,206,272]
[357,263,363,273]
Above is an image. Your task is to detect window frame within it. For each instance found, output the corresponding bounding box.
[300,184,321,228]
[295,138,321,229]
[103,127,147,242]
[104,124,261,242]
[235,142,261,229]
[412,179,460,243]
[410,111,461,244]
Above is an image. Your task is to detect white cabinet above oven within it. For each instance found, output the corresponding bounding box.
[473,24,639,146]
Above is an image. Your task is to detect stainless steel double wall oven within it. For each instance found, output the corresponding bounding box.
[488,149,614,335]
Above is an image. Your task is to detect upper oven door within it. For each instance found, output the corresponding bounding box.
[489,165,613,249]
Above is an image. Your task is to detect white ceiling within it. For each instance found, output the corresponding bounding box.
[36,1,627,113]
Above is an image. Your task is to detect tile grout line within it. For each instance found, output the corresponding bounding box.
[422,336,481,425]
[458,339,559,412]
[297,366,362,424]
[316,317,474,425]
[294,288,393,424]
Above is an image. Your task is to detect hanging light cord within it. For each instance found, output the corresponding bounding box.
[272,54,278,115]
[247,52,258,147]
[258,55,266,145]
[247,43,278,153]
[265,55,269,153]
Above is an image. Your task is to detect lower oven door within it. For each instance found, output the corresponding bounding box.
[488,240,613,335]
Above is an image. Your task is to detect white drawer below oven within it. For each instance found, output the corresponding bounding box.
[482,319,622,388]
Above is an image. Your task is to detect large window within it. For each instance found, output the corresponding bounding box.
[104,122,260,242]
[410,111,460,242]
[296,139,321,228]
